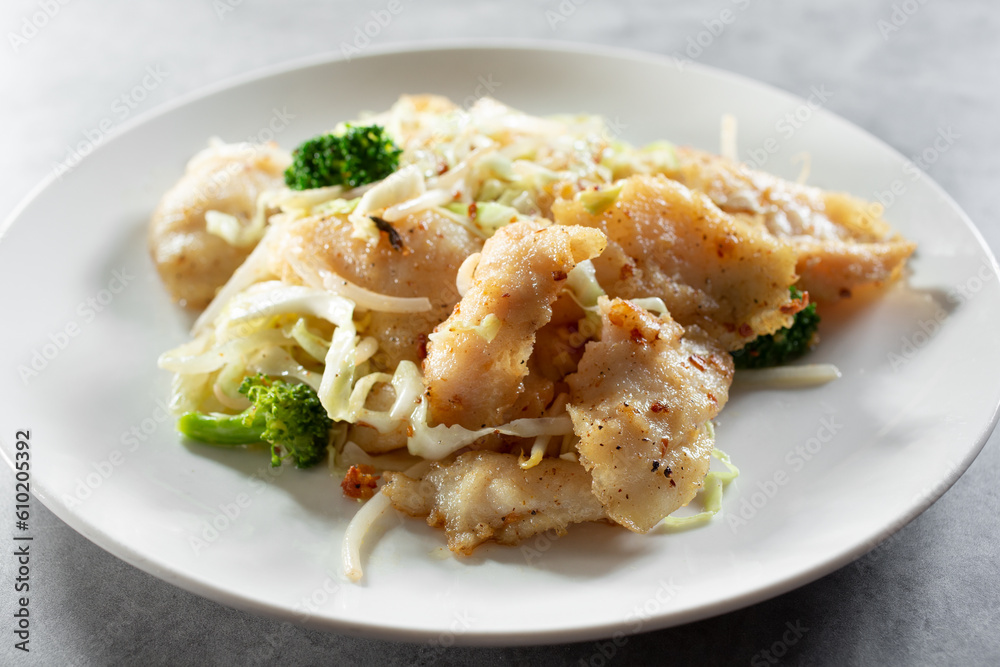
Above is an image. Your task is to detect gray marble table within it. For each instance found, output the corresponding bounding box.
[2,1,998,664]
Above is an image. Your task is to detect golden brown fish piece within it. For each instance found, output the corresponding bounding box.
[275,208,483,370]
[422,220,606,429]
[149,143,288,309]
[382,450,606,555]
[553,175,800,350]
[671,147,916,301]
[567,297,733,533]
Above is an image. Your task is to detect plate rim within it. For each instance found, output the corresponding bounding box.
[5,38,1000,645]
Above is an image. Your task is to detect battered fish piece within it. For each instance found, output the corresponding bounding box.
[275,208,483,369]
[422,220,606,429]
[553,175,800,350]
[567,297,733,533]
[149,143,289,309]
[671,147,916,301]
[382,450,606,555]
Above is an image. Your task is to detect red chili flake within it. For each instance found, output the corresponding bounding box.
[552,270,568,281]
[630,328,646,343]
[650,402,669,413]
[738,323,753,338]
[417,333,428,360]
[468,202,478,220]
[341,464,380,500]
[780,290,809,314]
[688,354,707,371]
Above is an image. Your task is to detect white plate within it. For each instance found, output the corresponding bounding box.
[2,42,999,645]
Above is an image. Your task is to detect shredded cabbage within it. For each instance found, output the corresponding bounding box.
[476,202,526,233]
[734,364,842,388]
[444,201,525,237]
[286,253,433,314]
[349,164,425,240]
[579,182,623,215]
[455,252,481,297]
[629,297,668,316]
[658,446,740,532]
[248,346,323,391]
[313,197,360,216]
[287,319,330,362]
[519,436,551,469]
[430,313,501,343]
[342,459,432,583]
[374,360,575,460]
[382,188,451,222]
[564,259,605,310]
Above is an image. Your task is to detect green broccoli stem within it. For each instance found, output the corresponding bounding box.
[177,411,265,445]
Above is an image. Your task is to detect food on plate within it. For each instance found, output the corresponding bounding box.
[152,94,915,579]
[731,286,820,369]
[566,297,732,533]
[283,124,401,190]
[149,141,290,309]
[176,373,334,468]
[551,174,801,350]
[669,147,917,301]
[383,450,606,555]
[423,220,606,429]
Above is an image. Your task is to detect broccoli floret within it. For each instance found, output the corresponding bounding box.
[284,124,401,190]
[177,374,333,468]
[731,287,820,369]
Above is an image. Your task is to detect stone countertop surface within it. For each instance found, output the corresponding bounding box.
[1,1,998,665]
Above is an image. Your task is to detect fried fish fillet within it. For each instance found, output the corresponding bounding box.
[671,147,916,301]
[567,297,733,533]
[149,143,289,309]
[553,175,800,350]
[275,208,483,369]
[382,450,606,555]
[423,220,606,429]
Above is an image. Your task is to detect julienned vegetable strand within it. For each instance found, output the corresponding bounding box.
[731,286,820,369]
[284,124,402,191]
[177,374,333,468]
